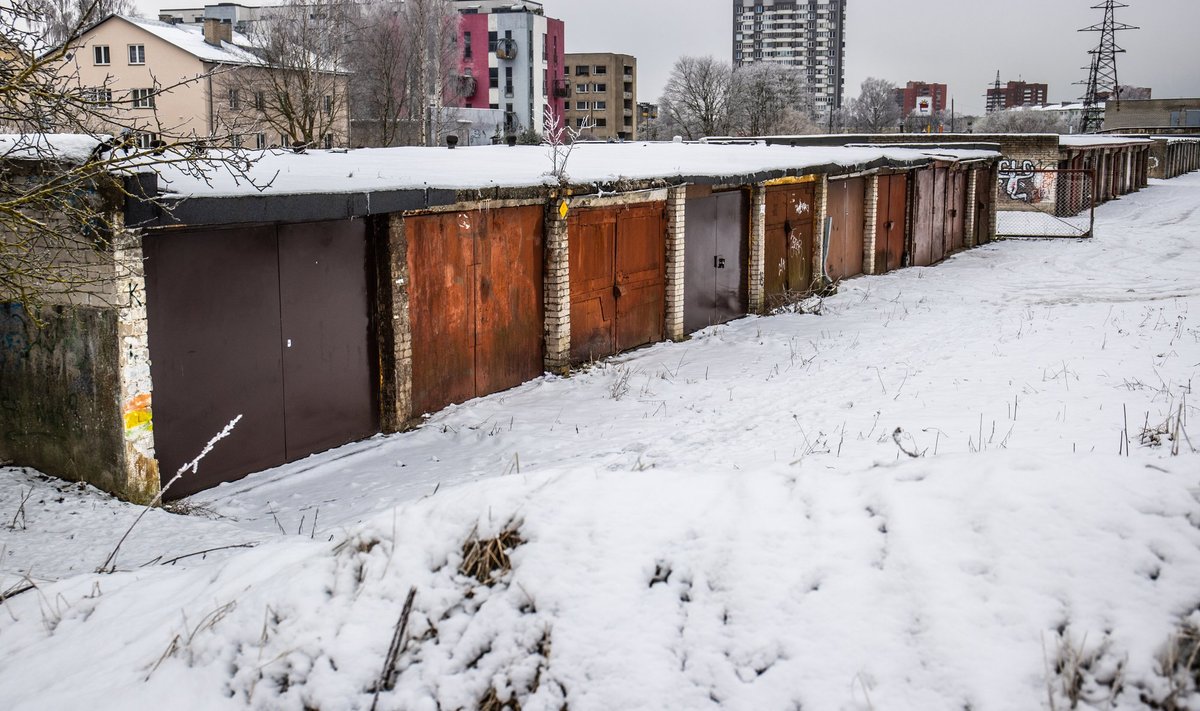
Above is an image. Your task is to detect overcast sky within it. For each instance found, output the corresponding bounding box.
[540,0,1200,115]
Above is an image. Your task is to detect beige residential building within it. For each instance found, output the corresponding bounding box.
[63,15,349,149]
[563,53,637,141]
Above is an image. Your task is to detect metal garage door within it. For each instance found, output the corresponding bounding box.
[143,219,377,498]
[947,171,968,254]
[975,167,995,246]
[874,174,908,274]
[407,206,545,416]
[569,203,666,363]
[764,183,816,307]
[825,177,866,282]
[684,190,748,333]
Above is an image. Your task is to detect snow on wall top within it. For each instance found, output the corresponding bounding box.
[151,142,999,198]
[1059,135,1154,148]
[0,134,105,164]
[118,16,262,65]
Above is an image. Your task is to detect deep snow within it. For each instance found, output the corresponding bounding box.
[1,173,1199,710]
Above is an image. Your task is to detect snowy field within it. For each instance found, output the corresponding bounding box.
[2,173,1199,710]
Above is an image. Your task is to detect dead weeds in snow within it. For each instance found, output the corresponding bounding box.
[460,521,524,586]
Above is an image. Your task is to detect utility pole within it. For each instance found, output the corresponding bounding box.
[1079,0,1138,134]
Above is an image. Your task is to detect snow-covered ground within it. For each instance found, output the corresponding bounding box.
[2,173,1199,710]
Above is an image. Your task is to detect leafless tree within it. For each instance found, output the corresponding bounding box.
[973,110,1072,134]
[843,77,901,134]
[26,0,134,45]
[729,63,818,136]
[220,0,354,148]
[1,1,259,310]
[346,0,462,147]
[658,56,733,140]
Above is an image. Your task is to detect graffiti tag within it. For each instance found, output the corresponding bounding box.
[998,159,1038,202]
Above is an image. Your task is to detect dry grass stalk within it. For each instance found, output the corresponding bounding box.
[459,523,524,586]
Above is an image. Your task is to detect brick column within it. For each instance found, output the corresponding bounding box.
[748,185,766,314]
[377,214,412,432]
[987,165,999,241]
[964,169,978,249]
[862,175,879,275]
[664,186,687,340]
[544,200,571,373]
[813,175,829,288]
[113,228,158,502]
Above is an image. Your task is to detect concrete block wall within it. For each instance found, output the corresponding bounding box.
[665,187,686,340]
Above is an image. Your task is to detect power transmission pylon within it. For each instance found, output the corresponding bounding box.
[1079,0,1138,134]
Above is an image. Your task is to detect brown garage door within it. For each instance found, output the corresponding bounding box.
[912,168,936,267]
[931,167,948,264]
[764,183,816,307]
[685,190,748,333]
[874,174,908,274]
[825,177,866,282]
[975,167,995,245]
[947,171,967,254]
[407,206,545,416]
[144,219,377,499]
[570,203,666,363]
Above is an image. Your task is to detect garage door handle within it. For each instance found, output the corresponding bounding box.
[885,220,895,231]
[714,255,726,269]
[614,283,627,299]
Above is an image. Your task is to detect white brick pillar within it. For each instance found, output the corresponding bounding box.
[379,213,413,431]
[964,169,978,249]
[544,200,571,373]
[863,175,880,275]
[813,175,829,288]
[113,227,158,502]
[748,185,766,314]
[665,186,687,341]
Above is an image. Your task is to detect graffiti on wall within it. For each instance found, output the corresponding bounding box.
[998,159,1041,202]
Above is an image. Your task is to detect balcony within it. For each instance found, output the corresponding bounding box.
[623,92,632,100]
[496,38,518,60]
[552,79,571,98]
[453,75,478,98]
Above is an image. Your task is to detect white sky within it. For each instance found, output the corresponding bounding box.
[133,0,1200,116]
[539,0,1200,115]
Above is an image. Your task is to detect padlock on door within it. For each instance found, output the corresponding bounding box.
[714,255,727,269]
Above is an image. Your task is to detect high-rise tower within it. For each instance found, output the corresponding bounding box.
[732,0,847,116]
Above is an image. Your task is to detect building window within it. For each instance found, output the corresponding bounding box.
[93,45,110,65]
[323,95,332,116]
[489,67,499,88]
[594,83,607,92]
[255,132,266,149]
[576,83,588,93]
[324,134,333,149]
[487,31,498,52]
[131,88,155,109]
[229,89,240,109]
[86,87,112,106]
[575,65,590,76]
[576,101,587,111]
[230,134,243,148]
[128,44,145,65]
[464,32,472,58]
[593,101,606,110]
[593,65,607,75]
[255,91,265,110]
[135,132,158,149]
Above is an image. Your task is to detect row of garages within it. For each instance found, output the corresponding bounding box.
[1148,137,1200,180]
[133,151,998,497]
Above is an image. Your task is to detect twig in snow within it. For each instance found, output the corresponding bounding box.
[371,586,417,711]
[892,369,910,401]
[871,367,887,395]
[98,415,242,574]
[8,487,32,530]
[892,428,922,458]
[151,543,258,567]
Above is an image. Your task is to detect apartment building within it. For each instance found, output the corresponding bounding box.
[563,53,637,141]
[62,14,349,148]
[894,81,947,116]
[986,80,1049,113]
[455,0,565,135]
[732,0,847,115]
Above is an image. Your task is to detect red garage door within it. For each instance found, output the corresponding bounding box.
[764,183,816,307]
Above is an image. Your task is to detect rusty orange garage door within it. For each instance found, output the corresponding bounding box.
[143,219,378,498]
[764,183,816,306]
[825,177,866,282]
[874,173,908,274]
[947,170,968,254]
[407,206,545,416]
[570,203,666,363]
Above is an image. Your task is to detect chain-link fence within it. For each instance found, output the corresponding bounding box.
[995,168,1096,238]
